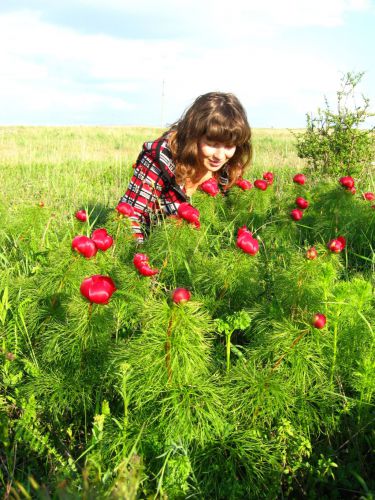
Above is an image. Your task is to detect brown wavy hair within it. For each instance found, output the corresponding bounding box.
[164,92,252,187]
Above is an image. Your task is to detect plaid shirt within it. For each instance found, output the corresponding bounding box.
[120,136,229,242]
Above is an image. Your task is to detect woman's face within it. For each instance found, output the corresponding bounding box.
[198,136,236,172]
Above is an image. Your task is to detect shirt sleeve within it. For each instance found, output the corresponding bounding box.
[119,151,166,243]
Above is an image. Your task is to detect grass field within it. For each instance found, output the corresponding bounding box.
[1,126,374,499]
[0,126,306,210]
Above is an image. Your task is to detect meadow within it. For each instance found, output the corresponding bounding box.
[0,126,304,211]
[0,126,374,499]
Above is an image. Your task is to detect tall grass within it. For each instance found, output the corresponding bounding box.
[0,126,306,209]
[0,126,374,499]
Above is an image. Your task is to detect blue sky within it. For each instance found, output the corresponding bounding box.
[0,0,374,127]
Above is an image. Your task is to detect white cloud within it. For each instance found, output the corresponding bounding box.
[0,79,134,116]
[0,10,173,121]
[243,0,371,27]
[79,0,371,27]
[159,44,340,125]
[0,5,373,126]
[0,11,182,79]
[0,52,48,81]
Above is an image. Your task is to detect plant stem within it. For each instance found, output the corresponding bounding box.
[160,215,176,281]
[165,314,174,383]
[330,322,338,389]
[111,217,122,256]
[41,214,54,248]
[272,329,309,372]
[226,332,232,374]
[53,256,78,303]
[252,328,309,423]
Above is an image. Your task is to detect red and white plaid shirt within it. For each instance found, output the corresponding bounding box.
[119,136,229,242]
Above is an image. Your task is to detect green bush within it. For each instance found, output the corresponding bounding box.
[294,72,375,177]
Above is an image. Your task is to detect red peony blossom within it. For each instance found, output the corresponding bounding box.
[237,225,251,239]
[235,178,253,190]
[236,226,259,255]
[133,253,149,268]
[137,264,159,276]
[200,178,220,197]
[363,192,375,201]
[306,247,318,260]
[290,209,303,221]
[172,288,191,303]
[327,236,346,253]
[263,172,274,185]
[295,197,309,209]
[339,176,355,189]
[91,228,113,251]
[177,202,200,228]
[313,313,326,329]
[254,179,268,191]
[80,275,116,304]
[293,174,306,185]
[133,253,158,276]
[116,202,135,217]
[72,236,98,259]
[75,209,87,222]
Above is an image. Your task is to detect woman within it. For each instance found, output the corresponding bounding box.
[119,91,252,242]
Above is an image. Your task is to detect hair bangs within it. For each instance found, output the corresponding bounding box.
[205,115,250,146]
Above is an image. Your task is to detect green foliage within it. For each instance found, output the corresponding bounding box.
[15,396,77,475]
[294,72,375,177]
[1,126,374,498]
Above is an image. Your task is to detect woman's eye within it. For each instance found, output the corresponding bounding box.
[203,139,235,151]
[207,142,234,148]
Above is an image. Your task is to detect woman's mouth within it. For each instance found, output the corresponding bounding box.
[209,160,222,167]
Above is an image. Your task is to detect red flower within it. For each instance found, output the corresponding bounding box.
[237,225,250,239]
[133,253,158,276]
[91,228,113,251]
[327,236,346,253]
[133,253,149,268]
[80,275,116,304]
[200,178,220,197]
[290,209,303,221]
[72,236,98,259]
[295,197,309,209]
[75,209,87,222]
[339,176,355,189]
[235,179,253,190]
[177,202,200,228]
[172,288,191,303]
[313,313,326,329]
[236,226,259,255]
[254,179,268,191]
[306,247,318,260]
[293,174,306,185]
[363,192,375,201]
[263,172,274,185]
[116,202,135,217]
[137,264,159,276]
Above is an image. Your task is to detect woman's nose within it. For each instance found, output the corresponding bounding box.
[213,147,225,160]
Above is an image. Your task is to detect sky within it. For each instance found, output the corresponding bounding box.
[0,0,374,128]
